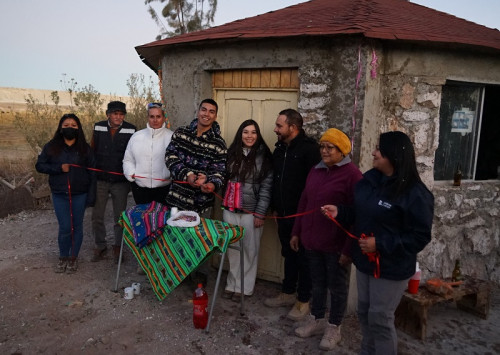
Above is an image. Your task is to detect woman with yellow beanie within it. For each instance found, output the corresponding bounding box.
[290,128,362,351]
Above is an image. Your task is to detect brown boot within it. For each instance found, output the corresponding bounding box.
[54,257,68,273]
[113,245,123,264]
[90,247,107,262]
[66,257,78,274]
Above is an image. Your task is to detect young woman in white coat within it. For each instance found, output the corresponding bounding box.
[123,103,173,204]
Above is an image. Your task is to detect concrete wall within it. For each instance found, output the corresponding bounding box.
[159,37,365,162]
[158,37,500,282]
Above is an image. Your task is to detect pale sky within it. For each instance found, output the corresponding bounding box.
[0,0,498,96]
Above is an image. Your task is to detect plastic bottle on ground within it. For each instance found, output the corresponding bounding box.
[193,283,208,329]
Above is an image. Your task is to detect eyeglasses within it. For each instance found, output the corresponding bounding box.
[319,144,338,152]
[147,102,163,109]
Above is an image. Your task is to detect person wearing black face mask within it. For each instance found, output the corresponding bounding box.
[35,114,96,274]
[61,127,78,140]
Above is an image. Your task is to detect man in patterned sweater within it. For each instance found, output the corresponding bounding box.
[165,98,227,285]
[165,98,227,213]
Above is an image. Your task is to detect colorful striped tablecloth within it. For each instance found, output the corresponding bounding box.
[119,204,244,300]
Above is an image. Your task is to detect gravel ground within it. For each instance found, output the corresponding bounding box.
[0,206,499,354]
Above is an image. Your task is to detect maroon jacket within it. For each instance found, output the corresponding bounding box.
[292,157,362,255]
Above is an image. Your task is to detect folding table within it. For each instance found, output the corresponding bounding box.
[114,203,245,332]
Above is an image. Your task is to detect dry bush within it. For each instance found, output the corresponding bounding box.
[7,74,160,200]
[13,74,160,152]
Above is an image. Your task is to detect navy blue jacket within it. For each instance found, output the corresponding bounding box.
[272,130,321,217]
[338,168,434,280]
[35,142,96,205]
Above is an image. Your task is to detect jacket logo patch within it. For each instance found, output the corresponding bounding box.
[378,200,392,209]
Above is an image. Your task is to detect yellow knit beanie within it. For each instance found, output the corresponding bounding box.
[320,128,351,155]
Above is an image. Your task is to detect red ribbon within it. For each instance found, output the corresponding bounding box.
[67,175,75,259]
[324,212,381,279]
[66,163,381,276]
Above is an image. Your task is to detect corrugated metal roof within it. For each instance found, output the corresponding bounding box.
[136,0,500,70]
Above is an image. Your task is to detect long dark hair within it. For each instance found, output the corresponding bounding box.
[378,131,422,198]
[48,114,89,156]
[227,119,272,183]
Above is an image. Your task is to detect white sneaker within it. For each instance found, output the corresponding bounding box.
[294,315,327,338]
[287,301,310,321]
[319,323,341,350]
[263,292,296,307]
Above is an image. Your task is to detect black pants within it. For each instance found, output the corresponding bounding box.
[306,250,349,325]
[130,182,170,205]
[277,218,311,302]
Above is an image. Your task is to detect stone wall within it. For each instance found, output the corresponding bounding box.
[160,37,365,159]
[157,37,500,283]
[373,43,500,283]
[423,182,500,282]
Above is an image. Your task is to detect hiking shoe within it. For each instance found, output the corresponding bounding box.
[222,290,234,299]
[295,315,327,338]
[90,247,107,262]
[55,258,67,273]
[66,258,78,274]
[287,301,310,321]
[263,292,296,307]
[319,323,342,350]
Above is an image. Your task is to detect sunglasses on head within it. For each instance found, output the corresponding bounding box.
[147,102,163,109]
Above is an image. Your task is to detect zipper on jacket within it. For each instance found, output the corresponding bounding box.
[279,146,288,216]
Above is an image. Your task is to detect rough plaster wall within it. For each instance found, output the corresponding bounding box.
[159,38,365,163]
[380,43,500,283]
[360,44,383,172]
[158,38,500,282]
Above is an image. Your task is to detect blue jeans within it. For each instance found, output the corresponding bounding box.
[306,250,349,325]
[52,192,87,258]
[356,270,408,355]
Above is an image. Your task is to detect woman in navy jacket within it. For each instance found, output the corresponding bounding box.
[36,114,96,274]
[322,131,434,355]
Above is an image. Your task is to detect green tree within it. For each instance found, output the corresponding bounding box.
[145,0,217,39]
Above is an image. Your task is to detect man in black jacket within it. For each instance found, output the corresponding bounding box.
[91,101,136,263]
[264,109,321,321]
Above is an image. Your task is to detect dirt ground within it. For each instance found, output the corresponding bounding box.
[1,201,499,354]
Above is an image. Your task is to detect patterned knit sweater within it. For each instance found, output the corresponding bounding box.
[165,119,227,212]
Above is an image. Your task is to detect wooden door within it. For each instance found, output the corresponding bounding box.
[215,89,298,282]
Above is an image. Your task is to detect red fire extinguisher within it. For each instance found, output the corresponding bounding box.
[193,283,208,329]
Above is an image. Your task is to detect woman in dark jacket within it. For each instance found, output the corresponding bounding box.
[222,119,273,300]
[36,114,96,273]
[322,131,434,355]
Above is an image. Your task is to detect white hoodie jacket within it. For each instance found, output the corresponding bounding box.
[123,123,173,188]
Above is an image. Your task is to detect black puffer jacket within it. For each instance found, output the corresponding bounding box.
[35,142,96,204]
[272,130,321,217]
[338,168,434,280]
